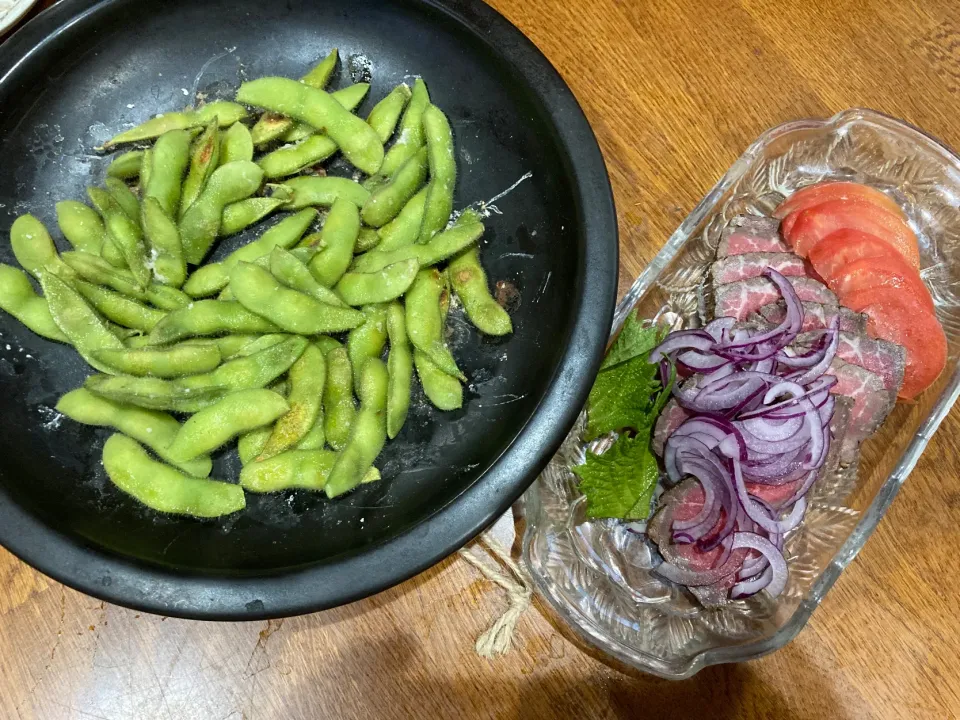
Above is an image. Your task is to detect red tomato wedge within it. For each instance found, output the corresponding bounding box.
[783,199,921,269]
[842,287,946,399]
[828,256,934,313]
[774,181,904,220]
[808,229,903,280]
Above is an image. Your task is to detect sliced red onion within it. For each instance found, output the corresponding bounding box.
[678,350,730,372]
[790,318,840,386]
[705,317,736,341]
[731,532,788,598]
[649,329,714,363]
[731,565,774,599]
[729,455,807,534]
[715,269,802,351]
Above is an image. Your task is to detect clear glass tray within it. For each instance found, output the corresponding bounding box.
[521,108,960,679]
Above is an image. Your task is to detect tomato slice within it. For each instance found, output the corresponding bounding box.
[774,181,905,220]
[842,287,946,399]
[783,199,920,269]
[828,256,934,313]
[808,229,903,280]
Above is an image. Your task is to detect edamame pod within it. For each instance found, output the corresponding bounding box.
[106,150,144,180]
[101,434,244,518]
[418,105,457,244]
[240,450,380,493]
[91,344,221,378]
[324,358,388,498]
[347,304,388,388]
[449,246,513,336]
[276,83,372,145]
[375,188,427,252]
[104,209,151,287]
[56,201,106,254]
[230,262,363,333]
[139,148,153,191]
[85,374,227,412]
[323,346,356,451]
[335,258,419,306]
[0,264,68,342]
[268,247,347,307]
[258,343,326,460]
[180,121,221,219]
[385,301,412,438]
[219,197,285,237]
[180,160,264,263]
[258,135,338,179]
[281,176,370,211]
[237,77,384,174]
[141,197,186,288]
[145,129,192,216]
[71,279,166,332]
[415,349,462,410]
[355,227,380,254]
[104,178,140,222]
[361,146,427,228]
[182,209,317,298]
[148,300,279,344]
[178,336,308,394]
[367,84,412,143]
[314,334,343,357]
[219,122,254,164]
[57,388,211,476]
[308,197,360,287]
[166,388,289,462]
[379,78,430,177]
[87,188,127,269]
[405,269,465,380]
[145,283,191,310]
[10,214,61,280]
[238,426,271,465]
[351,219,483,273]
[62,252,144,297]
[101,101,247,149]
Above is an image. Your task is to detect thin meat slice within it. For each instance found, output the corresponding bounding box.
[717,216,788,257]
[652,399,690,457]
[825,358,896,463]
[757,301,867,334]
[797,330,906,393]
[711,252,809,285]
[714,276,837,320]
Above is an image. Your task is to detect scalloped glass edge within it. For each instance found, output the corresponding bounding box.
[520,108,960,679]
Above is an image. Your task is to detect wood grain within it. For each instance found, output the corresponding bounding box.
[3,0,960,717]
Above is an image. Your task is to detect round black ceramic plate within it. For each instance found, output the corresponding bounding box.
[0,0,617,619]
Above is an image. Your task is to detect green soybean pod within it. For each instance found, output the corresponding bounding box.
[91,344,221,378]
[308,197,360,287]
[87,188,128,269]
[85,374,228,412]
[361,147,428,228]
[335,258,419,306]
[385,301,412,439]
[104,209,151,288]
[375,188,427,252]
[71,279,166,332]
[178,335,307,392]
[355,227,381,254]
[257,343,326,460]
[10,214,61,280]
[139,148,154,191]
[277,82,372,144]
[100,101,248,149]
[323,346,356,451]
[56,388,212,477]
[230,262,363,334]
[324,357,388,498]
[145,284,191,310]
[143,129,192,217]
[219,122,254,164]
[414,348,462,410]
[179,120,221,219]
[106,150,145,180]
[219,197,285,237]
[104,177,141,222]
[0,264,69,342]
[379,78,430,177]
[238,426,272,465]
[236,77,384,174]
[404,268,464,380]
[352,220,483,274]
[38,271,124,372]
[101,434,244,517]
[294,414,325,451]
[147,300,279,344]
[268,247,347,307]
[141,197,186,288]
[314,334,343,357]
[347,303,388,388]
[367,84,412,143]
[179,160,264,264]
[241,450,381,493]
[418,105,457,244]
[56,201,106,255]
[281,176,370,211]
[166,388,289,462]
[61,251,144,297]
[448,246,513,336]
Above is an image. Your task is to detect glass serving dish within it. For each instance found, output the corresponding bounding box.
[521,108,960,679]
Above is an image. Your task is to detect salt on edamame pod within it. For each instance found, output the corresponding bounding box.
[418,105,457,244]
[100,100,247,149]
[143,129,192,217]
[415,348,462,410]
[379,78,430,177]
[62,251,144,297]
[323,346,356,451]
[238,426,271,465]
[141,197,186,288]
[177,336,308,394]
[85,374,227,412]
[324,357,388,498]
[182,208,317,298]
[268,247,347,307]
[240,449,379,493]
[347,304,388,388]
[91,344,221,378]
[449,246,513,336]
[10,214,61,280]
[57,388,212,477]
[351,219,483,274]
[166,388,289,462]
[145,283,190,310]
[219,197,285,237]
[0,264,69,342]
[355,227,380,254]
[257,343,326,460]
[101,434,244,518]
[180,120,221,219]
[87,187,128,269]
[219,122,254,164]
[405,268,465,380]
[280,176,370,211]
[230,262,363,334]
[361,146,427,228]
[335,258,419,306]
[103,209,151,288]
[385,302,412,438]
[106,150,144,180]
[147,300,279,344]
[236,77,384,175]
[375,187,427,252]
[104,177,140,222]
[308,197,360,287]
[367,84,412,144]
[56,201,106,255]
[72,279,166,332]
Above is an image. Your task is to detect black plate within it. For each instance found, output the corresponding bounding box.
[0,0,617,619]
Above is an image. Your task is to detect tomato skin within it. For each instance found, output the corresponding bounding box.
[783,199,920,269]
[828,256,934,313]
[842,287,946,399]
[774,181,904,220]
[809,229,901,280]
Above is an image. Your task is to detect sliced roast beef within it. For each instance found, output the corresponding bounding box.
[757,301,867,334]
[798,331,906,394]
[714,276,837,320]
[711,252,808,285]
[652,399,690,457]
[825,358,896,463]
[717,216,788,257]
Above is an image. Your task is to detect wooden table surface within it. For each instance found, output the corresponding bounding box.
[3,0,960,718]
